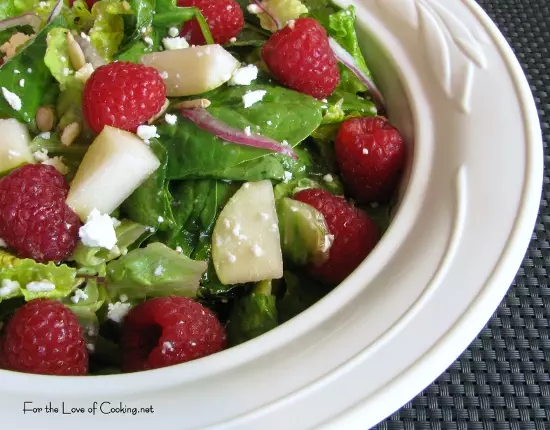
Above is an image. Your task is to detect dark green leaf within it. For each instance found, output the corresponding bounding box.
[277,270,330,322]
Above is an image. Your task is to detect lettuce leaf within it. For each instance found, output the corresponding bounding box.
[44,27,75,89]
[0,250,79,303]
[106,242,208,300]
[89,0,126,61]
[256,0,308,32]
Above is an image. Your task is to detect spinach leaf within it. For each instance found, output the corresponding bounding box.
[226,23,269,48]
[121,139,177,232]
[0,16,65,123]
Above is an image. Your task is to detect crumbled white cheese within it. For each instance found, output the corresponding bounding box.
[158,216,164,223]
[229,37,237,43]
[2,87,22,111]
[247,4,262,14]
[42,156,69,175]
[168,27,180,37]
[283,171,292,182]
[26,280,55,293]
[0,279,20,297]
[242,90,266,108]
[244,126,252,136]
[63,67,70,76]
[143,36,154,46]
[323,174,333,183]
[288,19,296,29]
[75,63,94,83]
[19,79,24,87]
[251,244,264,257]
[107,302,131,323]
[281,140,289,146]
[154,265,165,276]
[165,113,177,125]
[160,71,169,79]
[243,182,250,189]
[229,64,258,86]
[86,343,95,353]
[39,1,48,7]
[120,294,129,303]
[0,238,6,247]
[27,68,32,73]
[162,37,189,50]
[266,120,272,126]
[14,69,20,74]
[162,341,174,354]
[79,208,118,250]
[175,246,183,253]
[39,132,51,140]
[362,148,369,155]
[71,288,89,304]
[33,148,49,162]
[137,125,159,144]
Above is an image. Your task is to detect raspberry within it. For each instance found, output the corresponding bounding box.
[0,299,88,376]
[0,164,80,263]
[335,117,406,203]
[82,62,166,134]
[262,18,340,99]
[293,188,380,285]
[121,297,227,372]
[178,0,244,45]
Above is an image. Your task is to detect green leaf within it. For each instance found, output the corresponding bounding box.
[121,139,177,231]
[0,250,78,303]
[256,0,308,32]
[277,270,330,322]
[71,220,149,270]
[89,0,126,61]
[106,242,208,300]
[44,27,75,89]
[0,16,65,123]
[227,283,278,346]
[277,197,332,266]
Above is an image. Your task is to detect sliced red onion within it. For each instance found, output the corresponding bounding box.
[328,37,386,113]
[180,108,298,160]
[0,13,42,32]
[74,34,106,69]
[47,0,64,24]
[250,0,282,31]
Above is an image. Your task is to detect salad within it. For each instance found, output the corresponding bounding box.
[0,0,406,376]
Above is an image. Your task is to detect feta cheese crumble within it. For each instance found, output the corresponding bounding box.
[160,71,169,79]
[26,280,55,293]
[165,113,177,125]
[39,132,51,140]
[158,216,164,223]
[244,126,252,136]
[247,4,262,14]
[71,289,89,304]
[162,341,174,354]
[137,125,159,144]
[0,279,20,297]
[2,87,22,111]
[288,19,296,29]
[242,90,266,108]
[0,238,7,247]
[283,171,292,183]
[120,294,129,303]
[33,148,49,162]
[107,302,131,323]
[168,27,180,37]
[143,36,154,46]
[154,265,165,276]
[228,64,258,86]
[162,37,189,50]
[229,37,237,43]
[323,174,333,183]
[42,156,69,175]
[79,208,118,250]
[19,79,24,87]
[175,246,183,253]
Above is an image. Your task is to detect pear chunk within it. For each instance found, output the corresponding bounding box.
[0,119,33,174]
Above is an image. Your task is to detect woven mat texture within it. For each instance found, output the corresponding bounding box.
[376,1,550,428]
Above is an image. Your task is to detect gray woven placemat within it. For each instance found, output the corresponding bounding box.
[376,1,550,428]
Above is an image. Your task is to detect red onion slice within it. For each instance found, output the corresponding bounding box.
[47,0,64,24]
[328,37,386,112]
[180,107,298,160]
[0,13,42,32]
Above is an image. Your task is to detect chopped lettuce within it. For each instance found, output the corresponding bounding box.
[256,0,308,32]
[0,250,79,302]
[106,242,208,300]
[89,1,126,61]
[227,280,278,345]
[44,28,75,89]
[277,270,329,322]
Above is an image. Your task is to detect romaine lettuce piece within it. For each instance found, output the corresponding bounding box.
[106,242,208,300]
[276,197,333,266]
[89,0,126,61]
[227,280,278,345]
[255,0,308,32]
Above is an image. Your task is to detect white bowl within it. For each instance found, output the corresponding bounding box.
[1,0,543,428]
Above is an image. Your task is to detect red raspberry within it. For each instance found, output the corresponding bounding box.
[293,188,380,285]
[335,117,406,203]
[121,297,227,372]
[262,18,340,99]
[0,164,80,263]
[0,299,88,376]
[178,0,244,45]
[82,62,166,134]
